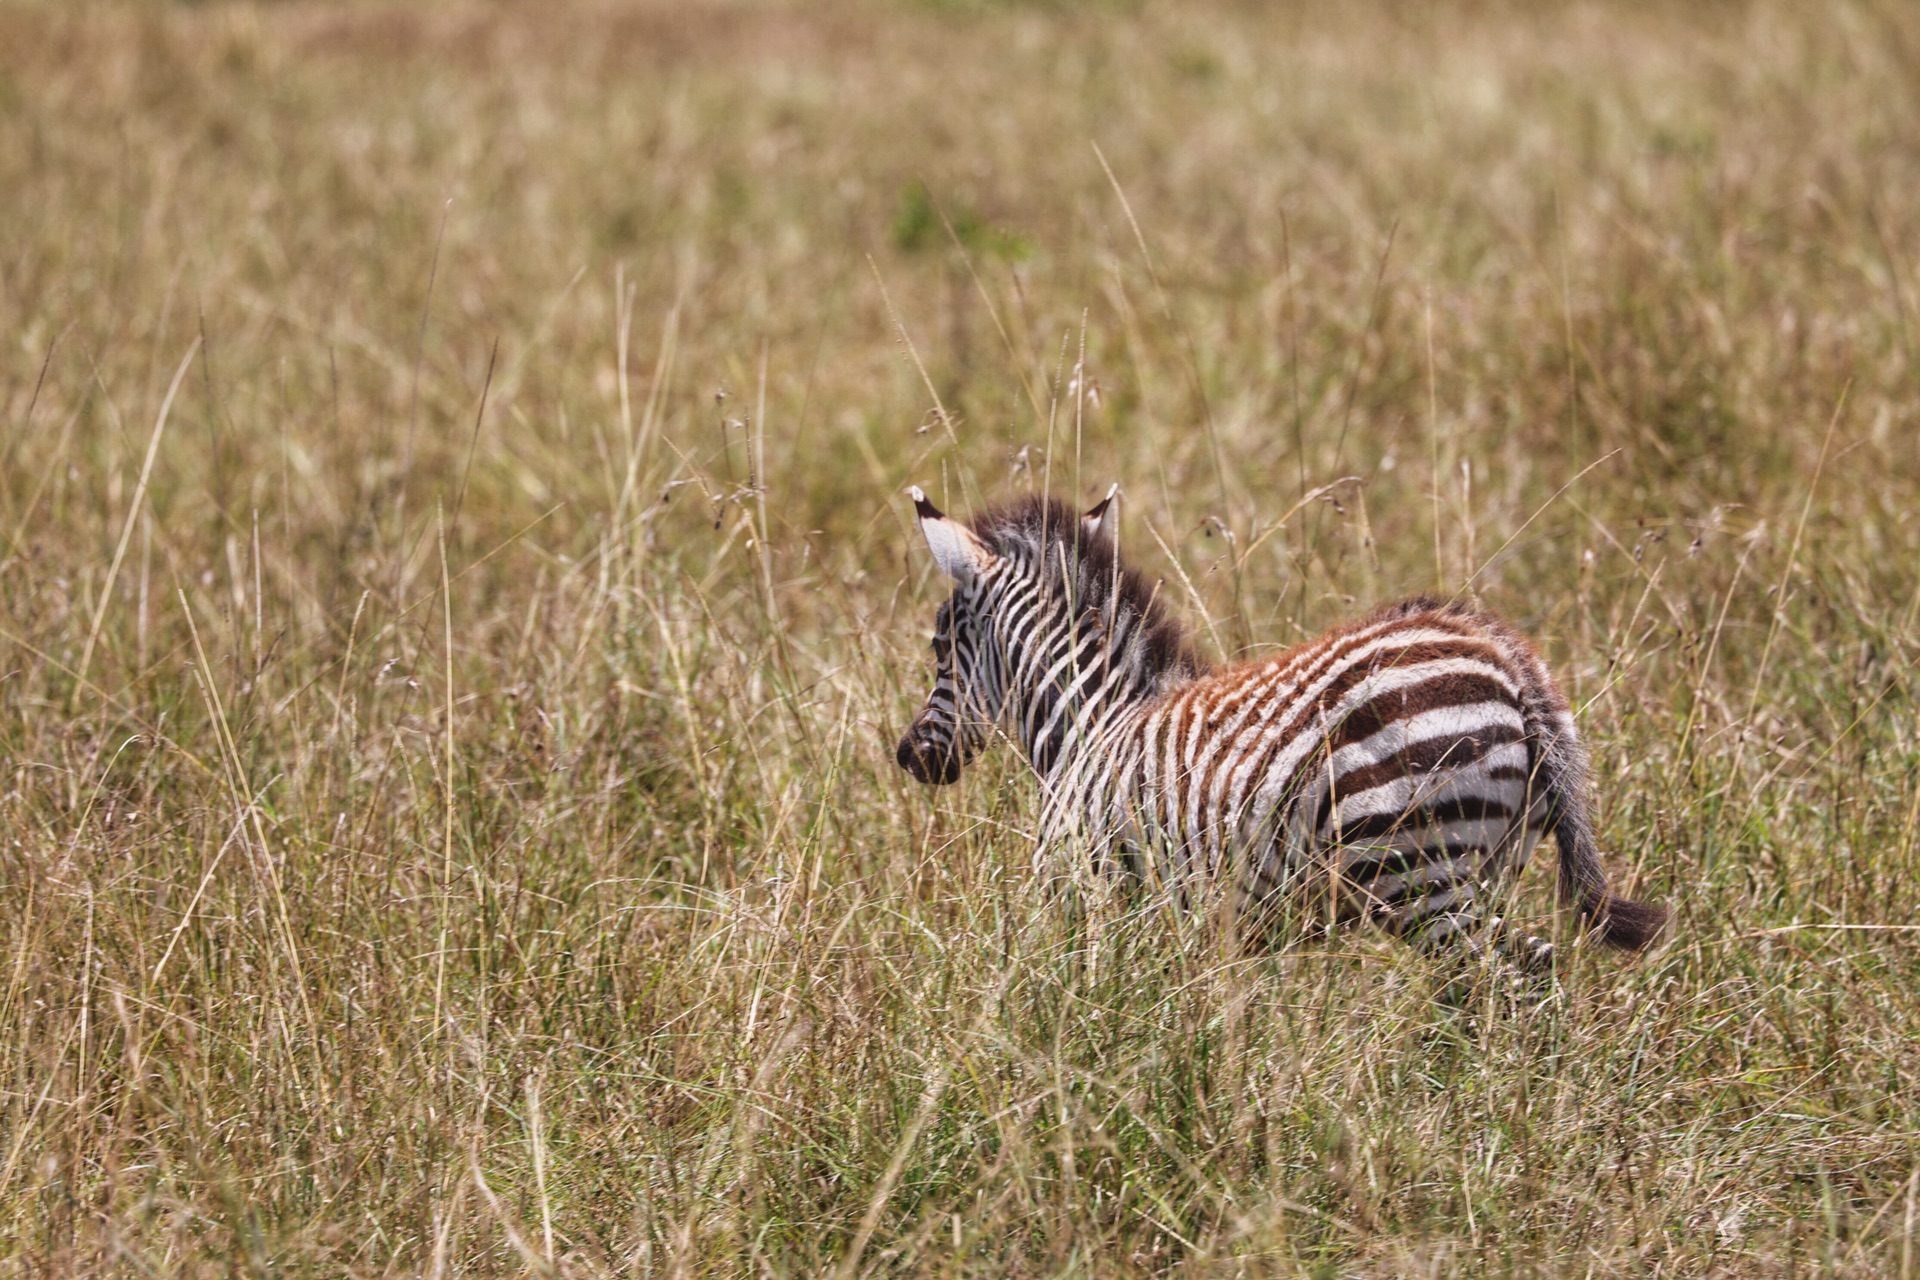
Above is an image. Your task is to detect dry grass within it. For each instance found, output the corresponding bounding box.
[3,0,1919,1274]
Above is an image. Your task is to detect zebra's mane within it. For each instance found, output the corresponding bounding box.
[969,494,1209,682]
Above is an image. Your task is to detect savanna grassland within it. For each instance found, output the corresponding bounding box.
[3,1,1919,1274]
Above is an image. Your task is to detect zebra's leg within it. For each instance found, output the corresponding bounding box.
[1382,879,1557,1001]
[1480,905,1556,977]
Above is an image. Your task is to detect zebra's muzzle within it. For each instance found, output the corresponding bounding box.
[896,731,963,785]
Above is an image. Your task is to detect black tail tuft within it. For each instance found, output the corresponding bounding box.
[1583,892,1669,951]
[1499,624,1673,959]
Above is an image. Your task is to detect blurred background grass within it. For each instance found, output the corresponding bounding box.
[2,0,1918,1274]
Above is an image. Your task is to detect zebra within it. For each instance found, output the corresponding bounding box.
[894,486,1668,978]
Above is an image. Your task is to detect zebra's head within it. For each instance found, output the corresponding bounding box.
[895,486,1116,785]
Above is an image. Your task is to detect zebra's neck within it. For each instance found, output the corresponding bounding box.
[992,581,1180,782]
[960,499,1204,783]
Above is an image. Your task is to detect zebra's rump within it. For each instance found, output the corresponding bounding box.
[1152,612,1555,918]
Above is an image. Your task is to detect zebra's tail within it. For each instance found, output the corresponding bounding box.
[1530,692,1670,952]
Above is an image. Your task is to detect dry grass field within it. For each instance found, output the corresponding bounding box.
[3,0,1919,1274]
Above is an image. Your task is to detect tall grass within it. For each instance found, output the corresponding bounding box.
[2,0,1918,1273]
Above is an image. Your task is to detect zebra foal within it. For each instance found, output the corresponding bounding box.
[894,487,1667,977]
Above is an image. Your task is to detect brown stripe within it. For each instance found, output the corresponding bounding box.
[1333,721,1526,798]
[1340,839,1497,886]
[1336,845,1425,883]
[1332,795,1517,844]
[1322,656,1514,746]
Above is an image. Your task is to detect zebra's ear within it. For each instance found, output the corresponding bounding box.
[910,486,994,584]
[1082,484,1120,541]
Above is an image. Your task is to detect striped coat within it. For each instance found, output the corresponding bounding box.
[897,489,1667,972]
